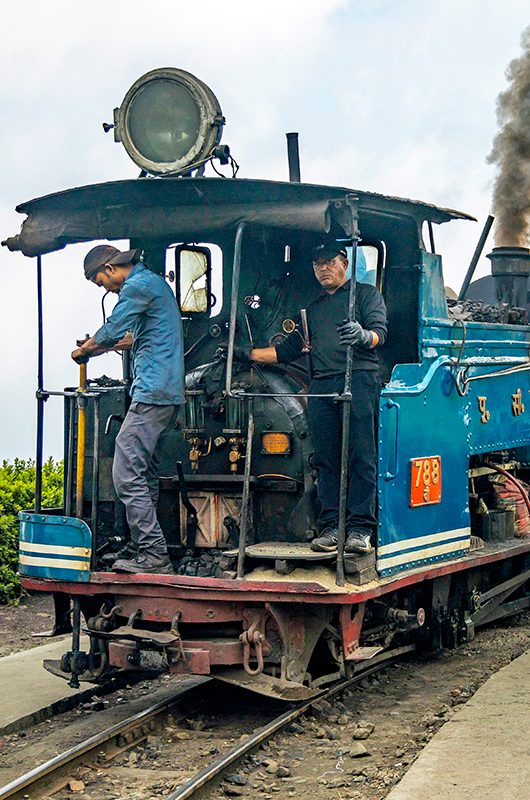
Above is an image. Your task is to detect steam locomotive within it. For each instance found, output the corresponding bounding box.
[4,68,530,698]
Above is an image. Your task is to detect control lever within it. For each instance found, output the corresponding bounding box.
[223,515,240,548]
[176,461,198,554]
[105,414,124,435]
[96,535,124,556]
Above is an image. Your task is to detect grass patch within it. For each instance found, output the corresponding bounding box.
[0,458,63,604]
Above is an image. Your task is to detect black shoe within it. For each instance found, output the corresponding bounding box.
[311,527,339,552]
[345,530,373,555]
[112,551,174,575]
[100,543,137,567]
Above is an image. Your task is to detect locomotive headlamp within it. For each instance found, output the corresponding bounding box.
[109,68,226,175]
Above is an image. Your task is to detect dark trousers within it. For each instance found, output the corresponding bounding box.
[112,402,179,555]
[307,371,380,534]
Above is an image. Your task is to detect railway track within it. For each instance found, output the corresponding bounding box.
[0,645,414,800]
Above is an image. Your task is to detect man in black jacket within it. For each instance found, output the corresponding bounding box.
[239,242,387,555]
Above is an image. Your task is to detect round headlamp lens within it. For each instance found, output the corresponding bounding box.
[115,68,225,175]
[127,80,201,164]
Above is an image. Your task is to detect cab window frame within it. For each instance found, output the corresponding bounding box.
[175,244,213,314]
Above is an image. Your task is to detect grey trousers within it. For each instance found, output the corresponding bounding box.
[112,402,179,555]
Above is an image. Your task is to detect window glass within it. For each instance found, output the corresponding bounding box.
[346,244,380,286]
[179,249,209,312]
[167,243,223,317]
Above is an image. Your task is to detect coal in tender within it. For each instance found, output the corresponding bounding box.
[447,298,527,325]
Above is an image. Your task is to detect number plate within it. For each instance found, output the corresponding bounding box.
[410,456,442,507]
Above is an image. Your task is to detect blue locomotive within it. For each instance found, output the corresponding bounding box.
[4,68,530,697]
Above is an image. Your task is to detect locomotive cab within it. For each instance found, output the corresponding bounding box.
[5,67,530,695]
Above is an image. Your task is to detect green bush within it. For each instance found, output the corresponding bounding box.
[0,458,63,604]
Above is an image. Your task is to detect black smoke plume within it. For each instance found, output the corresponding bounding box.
[488,25,530,246]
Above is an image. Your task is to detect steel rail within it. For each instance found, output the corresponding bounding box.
[0,646,414,800]
[167,644,415,800]
[0,678,210,800]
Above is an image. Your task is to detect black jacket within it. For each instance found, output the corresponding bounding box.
[275,281,387,376]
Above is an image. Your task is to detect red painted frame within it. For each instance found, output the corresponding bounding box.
[21,539,530,607]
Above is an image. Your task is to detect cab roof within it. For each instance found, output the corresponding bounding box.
[3,177,476,257]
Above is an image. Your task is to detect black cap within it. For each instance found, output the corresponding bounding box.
[312,242,348,262]
[83,245,140,280]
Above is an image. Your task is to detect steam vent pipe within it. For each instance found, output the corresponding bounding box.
[487,246,530,309]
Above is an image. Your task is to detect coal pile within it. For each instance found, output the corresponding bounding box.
[448,298,528,325]
[175,548,228,577]
[88,375,125,387]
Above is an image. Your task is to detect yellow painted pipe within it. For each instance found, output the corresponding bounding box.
[75,362,87,518]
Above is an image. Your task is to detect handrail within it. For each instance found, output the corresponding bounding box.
[455,360,530,396]
[336,194,360,586]
[35,256,44,513]
[225,221,246,399]
[31,384,103,543]
[236,408,254,579]
[384,400,400,481]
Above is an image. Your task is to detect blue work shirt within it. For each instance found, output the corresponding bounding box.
[94,263,185,405]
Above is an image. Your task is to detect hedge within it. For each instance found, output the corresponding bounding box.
[0,458,63,604]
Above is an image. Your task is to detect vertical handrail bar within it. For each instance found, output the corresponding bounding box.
[224,222,253,577]
[75,363,87,519]
[68,597,81,689]
[236,405,254,579]
[225,221,246,398]
[90,396,100,567]
[336,198,360,586]
[65,396,75,517]
[35,255,44,513]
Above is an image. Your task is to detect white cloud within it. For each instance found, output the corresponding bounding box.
[1,0,529,458]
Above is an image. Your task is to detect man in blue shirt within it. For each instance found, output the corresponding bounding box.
[71,245,185,574]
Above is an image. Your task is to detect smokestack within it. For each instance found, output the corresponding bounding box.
[286,132,301,183]
[487,246,530,309]
[488,25,530,247]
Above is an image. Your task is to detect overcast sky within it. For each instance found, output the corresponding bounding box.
[0,0,528,461]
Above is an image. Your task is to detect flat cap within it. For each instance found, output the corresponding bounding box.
[83,245,139,279]
[312,242,348,262]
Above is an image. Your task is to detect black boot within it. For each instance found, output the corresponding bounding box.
[100,543,137,567]
[112,551,174,575]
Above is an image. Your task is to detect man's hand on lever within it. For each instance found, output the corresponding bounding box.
[71,336,98,364]
[232,345,253,364]
[337,319,379,349]
[217,344,278,365]
[233,345,278,365]
[71,331,133,364]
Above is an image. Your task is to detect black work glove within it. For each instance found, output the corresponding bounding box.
[337,319,373,349]
[233,345,253,364]
[215,345,253,364]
